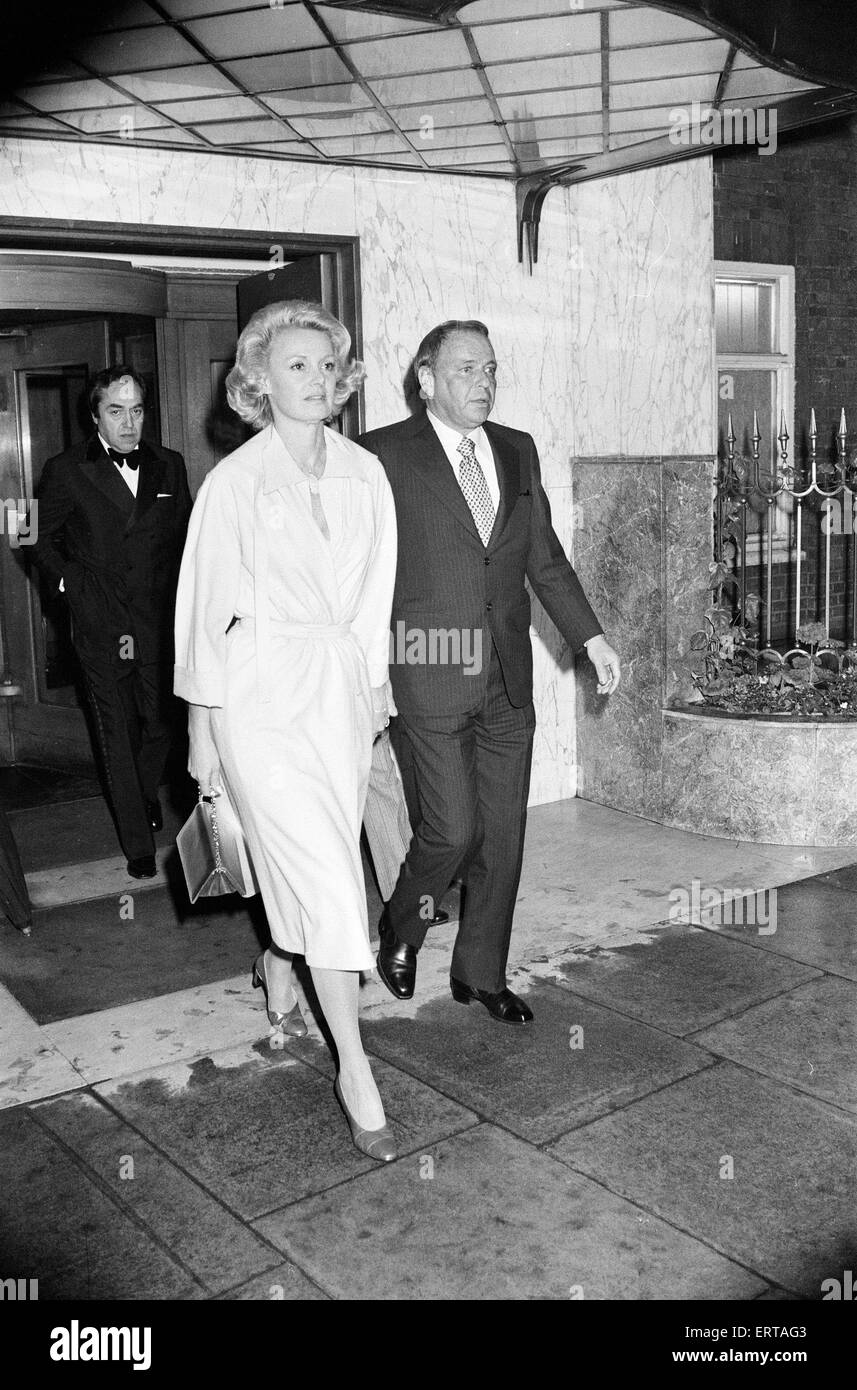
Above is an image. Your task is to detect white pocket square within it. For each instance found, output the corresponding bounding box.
[156,492,173,498]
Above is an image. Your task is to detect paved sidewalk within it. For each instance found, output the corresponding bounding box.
[0,799,854,1299]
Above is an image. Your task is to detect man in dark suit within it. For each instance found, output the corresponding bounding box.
[30,366,192,878]
[359,321,619,1024]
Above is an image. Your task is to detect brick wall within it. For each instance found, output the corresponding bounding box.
[714,118,857,645]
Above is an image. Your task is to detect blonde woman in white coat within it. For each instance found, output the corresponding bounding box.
[175,300,398,1162]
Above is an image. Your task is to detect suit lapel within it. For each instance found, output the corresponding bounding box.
[127,441,165,530]
[80,435,135,518]
[407,414,482,544]
[484,423,520,548]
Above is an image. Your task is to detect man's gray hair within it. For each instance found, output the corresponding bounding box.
[414,320,490,377]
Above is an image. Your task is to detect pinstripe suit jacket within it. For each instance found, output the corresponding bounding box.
[358,410,602,717]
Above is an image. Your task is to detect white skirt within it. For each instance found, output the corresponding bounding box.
[213,619,375,972]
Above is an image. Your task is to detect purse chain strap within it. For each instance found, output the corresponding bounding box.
[199,788,225,873]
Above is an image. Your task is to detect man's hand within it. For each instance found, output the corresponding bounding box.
[584,634,620,695]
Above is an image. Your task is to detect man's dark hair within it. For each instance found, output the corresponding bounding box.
[414,320,490,377]
[88,365,148,417]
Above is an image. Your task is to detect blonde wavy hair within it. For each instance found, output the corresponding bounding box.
[226,299,365,431]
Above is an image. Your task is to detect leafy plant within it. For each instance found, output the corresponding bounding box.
[689,620,857,718]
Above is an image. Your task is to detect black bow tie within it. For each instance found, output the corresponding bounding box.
[106,447,140,470]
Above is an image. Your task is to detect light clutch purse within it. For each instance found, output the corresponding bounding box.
[177,786,259,903]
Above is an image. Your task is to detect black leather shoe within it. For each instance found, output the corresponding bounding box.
[450,976,533,1025]
[145,799,163,832]
[430,908,449,925]
[377,920,417,999]
[127,856,157,879]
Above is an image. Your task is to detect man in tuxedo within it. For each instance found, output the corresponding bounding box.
[30,366,191,878]
[359,321,619,1024]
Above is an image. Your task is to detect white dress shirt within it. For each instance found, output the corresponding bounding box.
[426,409,501,512]
[99,434,140,497]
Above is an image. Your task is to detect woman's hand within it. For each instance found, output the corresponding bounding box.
[187,704,223,794]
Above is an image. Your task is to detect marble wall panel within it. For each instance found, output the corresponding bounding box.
[1,140,146,223]
[572,460,666,817]
[529,629,577,805]
[530,483,578,805]
[355,171,579,480]
[567,160,715,459]
[132,148,361,241]
[663,458,716,706]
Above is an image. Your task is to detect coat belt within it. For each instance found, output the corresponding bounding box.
[268,622,351,636]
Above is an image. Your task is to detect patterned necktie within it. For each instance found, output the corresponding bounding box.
[456,435,495,546]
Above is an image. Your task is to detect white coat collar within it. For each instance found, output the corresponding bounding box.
[261,422,351,494]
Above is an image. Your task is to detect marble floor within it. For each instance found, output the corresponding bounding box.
[1,786,855,1300]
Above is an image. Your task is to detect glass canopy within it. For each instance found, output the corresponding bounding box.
[0,0,824,180]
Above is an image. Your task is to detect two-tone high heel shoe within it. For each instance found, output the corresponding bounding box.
[252,951,308,1037]
[333,1076,397,1163]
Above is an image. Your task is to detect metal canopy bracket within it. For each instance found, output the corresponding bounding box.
[516,170,578,274]
[515,85,857,274]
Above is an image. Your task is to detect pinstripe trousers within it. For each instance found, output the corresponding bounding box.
[363,730,412,901]
[385,641,535,992]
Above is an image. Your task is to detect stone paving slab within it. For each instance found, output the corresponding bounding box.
[553,923,820,1036]
[213,1263,330,1300]
[0,1104,203,1300]
[255,1123,767,1301]
[812,864,857,893]
[702,879,857,983]
[33,1088,280,1295]
[94,1043,477,1220]
[754,1286,804,1300]
[548,1062,857,1298]
[691,976,857,1114]
[0,994,86,1110]
[362,980,714,1143]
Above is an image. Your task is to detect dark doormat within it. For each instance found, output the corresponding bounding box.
[0,764,102,813]
[0,888,272,1024]
[10,796,188,873]
[1,846,389,1025]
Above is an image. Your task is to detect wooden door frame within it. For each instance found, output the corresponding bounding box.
[0,219,363,766]
[0,318,114,766]
[0,218,365,429]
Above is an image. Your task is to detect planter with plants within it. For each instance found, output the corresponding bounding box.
[688,617,857,719]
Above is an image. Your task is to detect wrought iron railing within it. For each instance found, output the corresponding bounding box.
[717,408,857,672]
